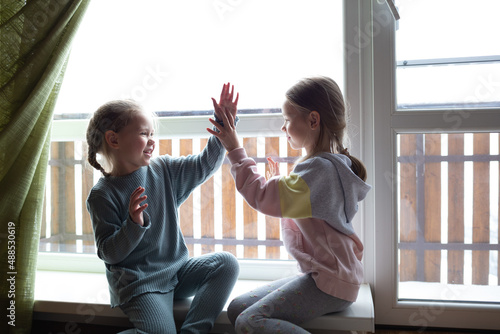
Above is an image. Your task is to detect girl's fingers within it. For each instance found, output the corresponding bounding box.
[130,187,145,200]
[222,108,235,129]
[233,92,239,106]
[208,117,224,131]
[131,203,148,215]
[130,187,147,208]
[206,128,218,137]
[220,83,228,102]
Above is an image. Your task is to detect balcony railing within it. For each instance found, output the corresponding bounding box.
[398,132,499,286]
[41,135,301,260]
[41,128,499,286]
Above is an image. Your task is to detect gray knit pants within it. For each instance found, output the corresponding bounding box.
[119,252,239,334]
[227,274,352,334]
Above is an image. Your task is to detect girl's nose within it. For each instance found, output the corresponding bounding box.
[281,123,286,132]
[148,138,155,145]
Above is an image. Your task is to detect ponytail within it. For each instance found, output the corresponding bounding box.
[87,144,109,177]
[340,148,367,182]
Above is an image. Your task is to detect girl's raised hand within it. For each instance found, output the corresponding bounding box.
[129,186,148,226]
[211,82,239,121]
[207,103,241,152]
[266,157,280,180]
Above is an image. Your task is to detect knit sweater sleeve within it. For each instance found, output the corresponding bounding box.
[161,134,226,206]
[87,191,151,265]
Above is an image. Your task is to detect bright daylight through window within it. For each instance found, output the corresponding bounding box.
[43,0,344,264]
[395,0,500,109]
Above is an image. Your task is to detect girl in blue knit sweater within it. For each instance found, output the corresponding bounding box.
[85,84,240,334]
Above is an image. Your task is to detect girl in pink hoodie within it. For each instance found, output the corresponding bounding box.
[208,77,371,333]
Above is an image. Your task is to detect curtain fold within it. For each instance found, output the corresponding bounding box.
[0,1,90,332]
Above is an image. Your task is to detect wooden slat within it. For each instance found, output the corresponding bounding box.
[81,142,95,252]
[472,133,490,285]
[399,134,418,281]
[50,142,60,239]
[159,139,172,155]
[265,137,281,259]
[424,133,441,282]
[243,138,258,259]
[179,139,194,256]
[64,142,76,251]
[199,138,214,254]
[447,134,464,284]
[222,163,236,256]
[41,188,47,239]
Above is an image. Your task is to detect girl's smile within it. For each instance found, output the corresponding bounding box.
[107,110,156,176]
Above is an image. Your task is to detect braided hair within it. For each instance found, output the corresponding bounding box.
[86,100,143,176]
[285,77,367,181]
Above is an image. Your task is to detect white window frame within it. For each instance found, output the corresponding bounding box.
[368,0,500,330]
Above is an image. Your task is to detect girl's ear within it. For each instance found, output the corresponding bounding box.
[105,130,119,149]
[309,111,321,130]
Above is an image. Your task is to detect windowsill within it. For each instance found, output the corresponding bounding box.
[33,270,375,333]
[399,281,500,305]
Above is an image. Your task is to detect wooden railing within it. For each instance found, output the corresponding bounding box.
[398,133,499,286]
[41,136,301,260]
[41,132,499,285]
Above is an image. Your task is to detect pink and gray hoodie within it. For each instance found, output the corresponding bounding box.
[227,147,371,302]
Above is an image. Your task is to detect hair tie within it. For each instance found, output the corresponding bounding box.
[341,148,350,156]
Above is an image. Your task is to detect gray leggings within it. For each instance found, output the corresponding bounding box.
[227,274,352,334]
[119,252,239,334]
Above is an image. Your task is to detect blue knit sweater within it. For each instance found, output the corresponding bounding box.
[86,134,226,307]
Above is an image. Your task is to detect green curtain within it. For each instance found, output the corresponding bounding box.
[0,1,90,332]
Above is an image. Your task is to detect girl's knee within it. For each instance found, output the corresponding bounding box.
[234,311,262,334]
[227,297,245,326]
[216,251,240,276]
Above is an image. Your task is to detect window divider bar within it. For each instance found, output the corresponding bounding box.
[397,55,500,67]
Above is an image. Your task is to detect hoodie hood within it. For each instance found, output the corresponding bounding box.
[291,153,371,235]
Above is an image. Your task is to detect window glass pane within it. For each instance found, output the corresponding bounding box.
[45,0,343,261]
[396,0,500,60]
[397,63,500,109]
[397,132,500,303]
[54,0,343,116]
[395,0,500,109]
